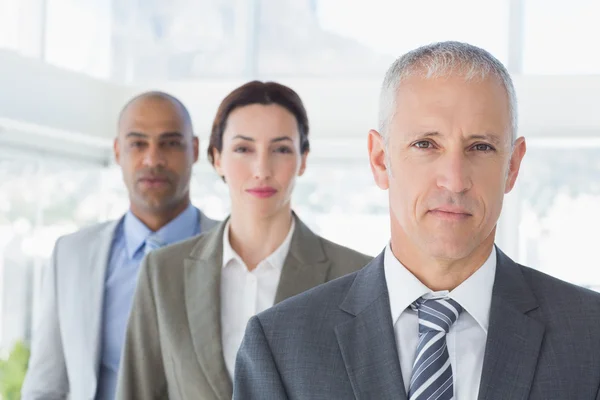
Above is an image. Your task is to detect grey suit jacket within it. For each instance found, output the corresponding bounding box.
[115,214,372,400]
[234,247,600,400]
[21,209,217,400]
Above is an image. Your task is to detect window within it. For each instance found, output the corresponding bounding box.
[0,0,45,57]
[523,0,600,74]
[267,0,510,76]
[0,154,107,350]
[516,140,600,290]
[109,0,510,81]
[45,0,113,79]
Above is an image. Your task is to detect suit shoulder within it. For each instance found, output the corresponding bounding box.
[201,214,220,231]
[319,236,373,266]
[520,264,600,305]
[155,233,205,255]
[56,220,118,249]
[257,268,360,325]
[146,233,205,267]
[144,230,222,279]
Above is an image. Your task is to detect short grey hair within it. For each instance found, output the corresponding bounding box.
[378,41,517,144]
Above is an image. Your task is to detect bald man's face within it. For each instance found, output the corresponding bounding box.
[114,97,199,215]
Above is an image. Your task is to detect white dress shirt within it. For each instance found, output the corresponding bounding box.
[220,219,295,380]
[384,244,497,399]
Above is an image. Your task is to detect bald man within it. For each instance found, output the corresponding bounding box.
[22,92,219,400]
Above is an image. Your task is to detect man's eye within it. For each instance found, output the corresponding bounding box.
[414,141,432,149]
[473,144,494,152]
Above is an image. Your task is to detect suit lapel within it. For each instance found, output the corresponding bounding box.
[275,216,331,303]
[335,253,407,400]
[183,214,336,398]
[87,220,120,385]
[184,221,232,400]
[477,248,545,400]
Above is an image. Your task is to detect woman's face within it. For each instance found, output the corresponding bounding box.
[213,104,308,219]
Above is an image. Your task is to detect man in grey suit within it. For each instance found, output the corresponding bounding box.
[21,91,218,400]
[234,41,600,400]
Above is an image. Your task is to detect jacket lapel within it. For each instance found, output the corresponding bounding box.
[87,220,120,388]
[335,253,407,400]
[477,248,545,400]
[184,220,233,400]
[183,214,335,398]
[274,215,331,303]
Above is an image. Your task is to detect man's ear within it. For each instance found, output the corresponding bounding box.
[368,129,390,190]
[192,136,199,163]
[505,137,526,194]
[113,137,121,165]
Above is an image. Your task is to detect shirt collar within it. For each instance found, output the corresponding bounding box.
[124,204,199,260]
[448,246,496,333]
[384,243,496,333]
[222,218,295,271]
[384,244,431,328]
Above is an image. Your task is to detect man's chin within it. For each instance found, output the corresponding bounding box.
[423,237,479,261]
[135,196,176,213]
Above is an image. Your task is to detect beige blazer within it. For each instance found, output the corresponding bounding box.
[116,214,372,400]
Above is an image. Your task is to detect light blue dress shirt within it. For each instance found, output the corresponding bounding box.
[95,204,201,400]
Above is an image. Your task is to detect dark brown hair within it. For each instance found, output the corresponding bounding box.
[207,81,310,166]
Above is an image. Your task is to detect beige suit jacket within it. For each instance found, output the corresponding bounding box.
[116,215,372,400]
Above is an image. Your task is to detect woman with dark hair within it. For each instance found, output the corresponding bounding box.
[116,81,371,400]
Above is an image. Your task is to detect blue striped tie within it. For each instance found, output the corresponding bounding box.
[144,233,165,256]
[408,297,462,400]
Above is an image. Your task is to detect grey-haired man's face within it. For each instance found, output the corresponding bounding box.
[369,72,526,261]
